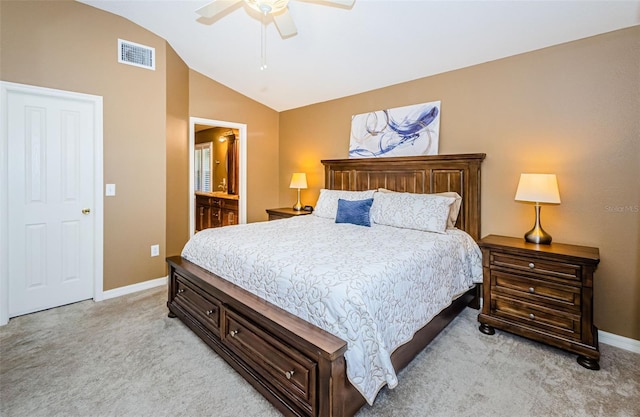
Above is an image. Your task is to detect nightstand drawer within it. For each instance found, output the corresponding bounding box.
[268,213,290,221]
[492,296,581,339]
[491,271,581,312]
[492,253,581,282]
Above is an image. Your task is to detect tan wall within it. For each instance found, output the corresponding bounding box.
[279,27,640,340]
[189,70,280,223]
[166,45,190,258]
[1,1,168,290]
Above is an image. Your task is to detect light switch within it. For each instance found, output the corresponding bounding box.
[106,184,116,196]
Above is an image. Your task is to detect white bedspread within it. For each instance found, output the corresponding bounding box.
[181,215,482,404]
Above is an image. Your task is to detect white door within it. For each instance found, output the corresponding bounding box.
[3,84,100,317]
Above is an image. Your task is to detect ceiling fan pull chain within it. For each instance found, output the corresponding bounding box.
[260,9,268,70]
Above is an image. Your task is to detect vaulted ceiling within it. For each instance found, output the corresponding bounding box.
[79,0,640,111]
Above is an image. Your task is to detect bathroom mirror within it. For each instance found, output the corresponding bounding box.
[194,126,239,195]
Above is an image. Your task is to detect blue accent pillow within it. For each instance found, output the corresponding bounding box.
[335,198,374,227]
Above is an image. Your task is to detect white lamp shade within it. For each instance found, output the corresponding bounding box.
[515,173,561,204]
[289,172,307,189]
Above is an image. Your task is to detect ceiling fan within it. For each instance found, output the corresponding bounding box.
[196,0,356,38]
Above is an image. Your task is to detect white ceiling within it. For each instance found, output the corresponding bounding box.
[79,0,640,112]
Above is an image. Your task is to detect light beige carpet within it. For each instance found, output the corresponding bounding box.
[1,286,638,417]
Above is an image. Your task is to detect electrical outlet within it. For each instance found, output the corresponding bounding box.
[150,244,160,257]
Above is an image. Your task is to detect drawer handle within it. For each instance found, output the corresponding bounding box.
[206,309,214,316]
[528,287,535,294]
[177,288,185,294]
[528,262,535,269]
[529,313,536,320]
[285,370,295,380]
[229,329,239,337]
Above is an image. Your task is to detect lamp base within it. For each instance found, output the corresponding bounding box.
[293,188,303,211]
[524,204,552,245]
[524,226,552,245]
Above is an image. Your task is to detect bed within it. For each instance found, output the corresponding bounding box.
[166,153,485,417]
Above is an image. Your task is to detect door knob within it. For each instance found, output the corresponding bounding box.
[82,208,91,215]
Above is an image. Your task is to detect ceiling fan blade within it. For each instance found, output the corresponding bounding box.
[312,0,355,6]
[195,0,242,18]
[273,8,298,38]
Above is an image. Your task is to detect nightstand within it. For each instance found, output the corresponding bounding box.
[477,235,601,370]
[266,207,312,221]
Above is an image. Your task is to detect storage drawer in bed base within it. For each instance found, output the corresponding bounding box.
[166,256,350,417]
[169,301,313,416]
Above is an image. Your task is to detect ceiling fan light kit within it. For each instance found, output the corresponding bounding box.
[245,0,290,15]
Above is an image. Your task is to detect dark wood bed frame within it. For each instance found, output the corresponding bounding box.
[167,153,485,417]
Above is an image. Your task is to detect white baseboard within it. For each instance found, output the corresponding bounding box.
[599,330,640,354]
[100,276,167,300]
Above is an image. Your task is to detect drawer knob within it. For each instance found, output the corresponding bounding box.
[177,288,185,294]
[285,370,295,380]
[528,287,535,294]
[229,329,239,337]
[528,262,535,269]
[529,313,536,320]
[206,309,214,316]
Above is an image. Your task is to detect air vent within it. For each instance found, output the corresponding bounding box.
[118,39,155,70]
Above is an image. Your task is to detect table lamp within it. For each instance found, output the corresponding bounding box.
[515,173,561,244]
[289,173,307,211]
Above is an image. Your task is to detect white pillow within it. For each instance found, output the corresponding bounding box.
[377,188,462,229]
[371,191,456,233]
[436,192,462,229]
[313,189,376,219]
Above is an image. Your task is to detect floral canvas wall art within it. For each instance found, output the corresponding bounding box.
[349,101,440,158]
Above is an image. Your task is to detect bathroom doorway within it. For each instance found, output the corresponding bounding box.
[189,117,247,236]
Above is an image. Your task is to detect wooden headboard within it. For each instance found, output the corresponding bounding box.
[321,153,486,241]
